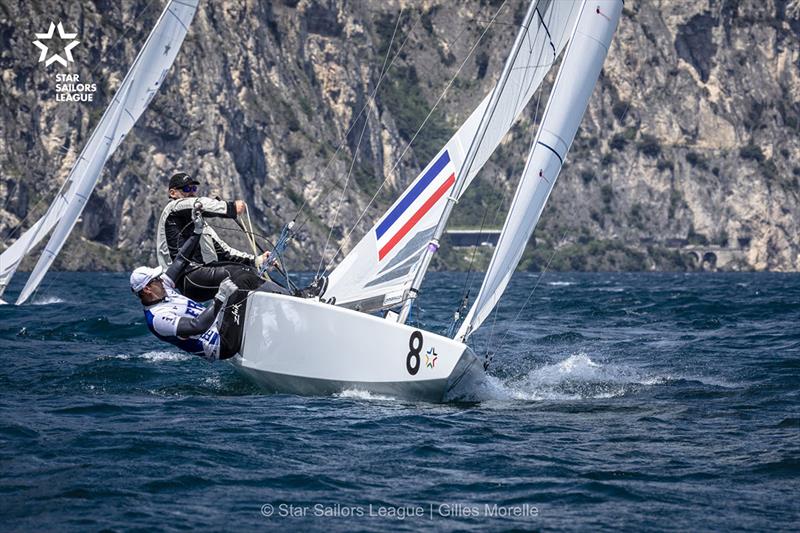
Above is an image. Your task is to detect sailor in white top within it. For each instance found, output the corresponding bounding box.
[132,206,328,360]
[132,208,238,360]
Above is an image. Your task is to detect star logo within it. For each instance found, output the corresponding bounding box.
[425,347,438,369]
[33,22,80,67]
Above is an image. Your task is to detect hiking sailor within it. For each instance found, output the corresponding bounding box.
[156,171,272,301]
[134,207,325,361]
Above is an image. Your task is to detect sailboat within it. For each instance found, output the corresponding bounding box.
[231,0,623,401]
[0,0,199,305]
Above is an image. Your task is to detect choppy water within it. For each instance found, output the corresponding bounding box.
[1,272,798,531]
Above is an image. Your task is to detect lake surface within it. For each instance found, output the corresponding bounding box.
[1,272,798,531]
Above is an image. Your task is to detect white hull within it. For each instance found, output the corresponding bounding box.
[231,293,485,402]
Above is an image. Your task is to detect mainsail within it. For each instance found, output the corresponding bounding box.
[327,0,581,312]
[5,0,199,305]
[457,0,622,340]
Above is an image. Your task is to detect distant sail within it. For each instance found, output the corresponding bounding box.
[458,0,622,340]
[327,0,581,312]
[13,0,199,305]
[0,208,65,298]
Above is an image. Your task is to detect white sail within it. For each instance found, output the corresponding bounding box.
[0,206,65,298]
[14,0,199,305]
[327,0,581,312]
[457,0,622,340]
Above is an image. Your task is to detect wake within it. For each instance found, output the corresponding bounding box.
[458,353,668,402]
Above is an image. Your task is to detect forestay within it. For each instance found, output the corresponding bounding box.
[457,0,622,340]
[12,0,199,305]
[327,0,581,312]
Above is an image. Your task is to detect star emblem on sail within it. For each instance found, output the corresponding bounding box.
[33,22,80,67]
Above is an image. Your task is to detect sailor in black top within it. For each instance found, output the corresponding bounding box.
[136,206,295,360]
[156,172,272,301]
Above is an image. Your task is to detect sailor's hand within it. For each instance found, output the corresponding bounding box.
[235,200,246,215]
[255,251,277,271]
[192,203,205,234]
[215,277,238,304]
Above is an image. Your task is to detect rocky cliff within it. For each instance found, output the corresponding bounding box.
[1,0,798,275]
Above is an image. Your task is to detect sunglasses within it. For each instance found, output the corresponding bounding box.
[182,184,198,193]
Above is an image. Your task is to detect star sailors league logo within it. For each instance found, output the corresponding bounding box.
[33,22,80,67]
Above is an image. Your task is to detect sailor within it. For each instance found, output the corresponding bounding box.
[134,207,324,360]
[156,171,272,301]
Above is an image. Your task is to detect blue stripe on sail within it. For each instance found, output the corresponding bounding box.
[375,150,451,239]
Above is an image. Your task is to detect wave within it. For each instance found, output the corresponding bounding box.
[30,296,66,305]
[466,352,744,404]
[334,389,395,401]
[466,353,667,402]
[547,281,575,287]
[113,351,193,363]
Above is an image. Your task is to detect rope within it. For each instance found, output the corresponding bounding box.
[314,90,374,278]
[242,204,259,257]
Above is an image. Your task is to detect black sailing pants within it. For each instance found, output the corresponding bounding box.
[177,262,262,302]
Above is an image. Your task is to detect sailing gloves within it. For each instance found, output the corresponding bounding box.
[192,203,205,235]
[215,277,238,306]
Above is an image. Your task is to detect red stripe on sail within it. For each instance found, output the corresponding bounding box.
[378,173,455,260]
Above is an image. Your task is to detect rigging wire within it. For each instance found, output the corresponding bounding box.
[288,8,416,225]
[310,8,405,276]
[482,84,547,354]
[320,0,510,274]
[490,228,566,357]
[448,3,552,340]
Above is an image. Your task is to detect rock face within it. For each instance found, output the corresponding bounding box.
[1,0,798,274]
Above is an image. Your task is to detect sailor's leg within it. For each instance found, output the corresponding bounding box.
[224,264,267,291]
[216,287,249,360]
[179,265,231,301]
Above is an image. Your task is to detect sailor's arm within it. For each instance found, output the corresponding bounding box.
[164,210,204,284]
[174,279,238,337]
[164,232,200,285]
[209,228,256,265]
[175,299,221,337]
[178,196,243,219]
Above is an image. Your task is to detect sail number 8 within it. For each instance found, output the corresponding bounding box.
[406,331,423,375]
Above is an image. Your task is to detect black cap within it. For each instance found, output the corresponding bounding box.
[168,172,199,189]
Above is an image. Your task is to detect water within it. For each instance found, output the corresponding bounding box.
[1,272,798,531]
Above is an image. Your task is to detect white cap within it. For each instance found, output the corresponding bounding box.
[130,266,164,293]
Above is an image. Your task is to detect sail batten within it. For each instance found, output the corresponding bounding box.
[457,0,623,340]
[11,0,199,305]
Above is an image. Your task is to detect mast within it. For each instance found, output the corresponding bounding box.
[397,0,543,323]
